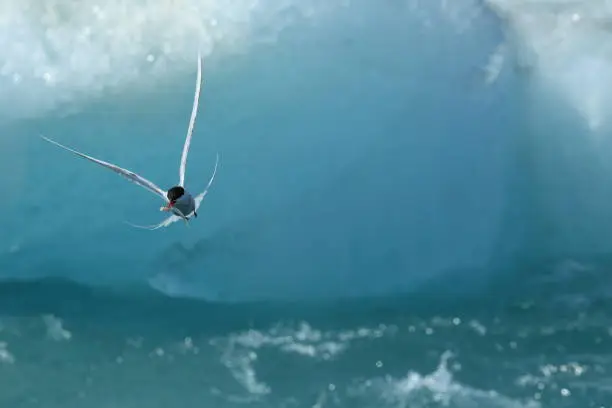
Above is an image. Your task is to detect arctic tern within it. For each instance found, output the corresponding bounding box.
[40,52,219,230]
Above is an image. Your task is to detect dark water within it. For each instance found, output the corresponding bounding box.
[0,0,611,407]
[1,258,611,408]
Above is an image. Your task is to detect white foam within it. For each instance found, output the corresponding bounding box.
[42,314,72,341]
[485,0,612,132]
[368,351,541,408]
[216,322,351,360]
[0,341,15,364]
[210,321,395,398]
[0,0,344,120]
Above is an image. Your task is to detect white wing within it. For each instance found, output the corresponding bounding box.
[193,152,220,211]
[125,213,185,230]
[179,51,203,187]
[125,206,189,230]
[40,134,169,202]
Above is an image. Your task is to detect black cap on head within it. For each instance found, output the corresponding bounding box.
[167,186,185,202]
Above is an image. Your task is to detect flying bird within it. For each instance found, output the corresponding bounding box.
[40,52,219,230]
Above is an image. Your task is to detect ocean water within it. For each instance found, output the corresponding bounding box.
[1,0,612,407]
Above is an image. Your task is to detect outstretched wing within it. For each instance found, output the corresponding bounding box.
[179,51,203,187]
[40,135,169,202]
[125,214,186,230]
[193,152,220,211]
[125,206,189,230]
